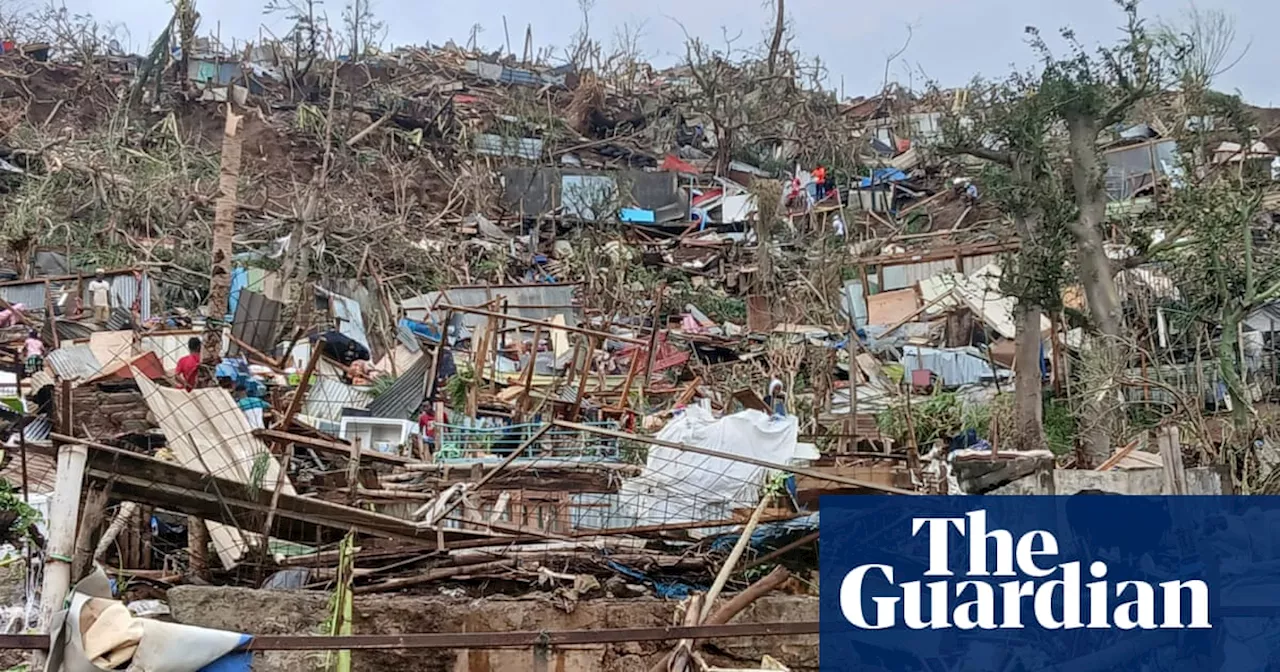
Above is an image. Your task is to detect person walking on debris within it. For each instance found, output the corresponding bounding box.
[235,381,268,429]
[88,269,112,324]
[175,337,201,391]
[765,377,786,418]
[23,329,43,376]
[813,165,828,201]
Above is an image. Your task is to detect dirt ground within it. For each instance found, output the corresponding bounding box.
[167,585,819,672]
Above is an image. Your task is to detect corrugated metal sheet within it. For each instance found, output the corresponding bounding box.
[228,289,284,357]
[402,284,580,329]
[365,352,430,420]
[303,375,371,422]
[140,332,198,371]
[22,416,51,442]
[962,254,999,275]
[882,259,957,291]
[324,290,369,350]
[475,133,543,160]
[0,281,46,308]
[105,307,132,331]
[136,375,292,569]
[46,345,103,381]
[80,272,152,321]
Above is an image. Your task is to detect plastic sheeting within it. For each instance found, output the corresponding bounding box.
[900,345,1011,387]
[45,567,250,672]
[618,407,801,528]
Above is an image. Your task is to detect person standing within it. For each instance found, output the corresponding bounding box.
[175,337,201,391]
[813,165,828,201]
[87,269,112,324]
[23,330,43,376]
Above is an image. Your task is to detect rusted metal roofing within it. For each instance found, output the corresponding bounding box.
[228,289,284,357]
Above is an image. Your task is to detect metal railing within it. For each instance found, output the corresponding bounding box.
[433,420,620,461]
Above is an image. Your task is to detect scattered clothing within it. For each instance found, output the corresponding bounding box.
[0,303,24,327]
[348,359,373,386]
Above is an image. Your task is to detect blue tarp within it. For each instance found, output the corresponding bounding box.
[227,267,249,321]
[605,560,701,599]
[858,168,908,188]
[399,317,441,343]
[198,635,254,672]
[619,207,656,223]
[709,512,819,554]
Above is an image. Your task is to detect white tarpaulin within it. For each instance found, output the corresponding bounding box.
[618,406,801,528]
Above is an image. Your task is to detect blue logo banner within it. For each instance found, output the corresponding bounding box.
[819,495,1280,671]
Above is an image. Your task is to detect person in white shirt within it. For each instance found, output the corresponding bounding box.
[87,268,111,324]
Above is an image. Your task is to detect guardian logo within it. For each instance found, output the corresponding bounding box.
[838,510,1210,630]
[817,496,1280,672]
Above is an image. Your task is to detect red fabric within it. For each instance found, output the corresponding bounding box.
[175,353,200,390]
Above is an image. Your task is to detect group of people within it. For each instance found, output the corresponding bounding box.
[174,337,268,428]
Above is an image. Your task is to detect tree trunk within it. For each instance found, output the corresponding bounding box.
[1064,113,1125,467]
[767,0,785,75]
[1013,299,1047,452]
[203,107,244,374]
[1218,309,1251,431]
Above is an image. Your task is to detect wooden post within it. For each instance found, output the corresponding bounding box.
[187,518,211,581]
[1159,426,1187,495]
[515,324,543,422]
[203,105,244,372]
[347,437,362,504]
[643,285,666,393]
[43,278,59,349]
[38,443,88,633]
[570,336,596,421]
[71,487,109,581]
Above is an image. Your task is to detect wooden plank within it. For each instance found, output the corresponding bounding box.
[33,438,498,547]
[866,287,920,326]
[254,429,417,466]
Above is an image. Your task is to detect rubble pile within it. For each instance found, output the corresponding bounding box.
[0,6,1274,671]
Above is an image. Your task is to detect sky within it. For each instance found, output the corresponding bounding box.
[57,0,1278,106]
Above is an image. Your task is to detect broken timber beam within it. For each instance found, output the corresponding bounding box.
[552,420,917,495]
[253,429,416,466]
[36,437,498,547]
[0,620,819,651]
[437,304,646,345]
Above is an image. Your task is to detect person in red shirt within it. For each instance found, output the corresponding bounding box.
[175,337,202,391]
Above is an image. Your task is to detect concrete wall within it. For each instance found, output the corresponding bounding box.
[1054,466,1228,495]
[166,587,817,672]
[990,465,1231,495]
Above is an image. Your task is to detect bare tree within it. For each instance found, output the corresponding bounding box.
[342,0,384,61]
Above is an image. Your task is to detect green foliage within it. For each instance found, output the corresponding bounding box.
[1043,397,1077,456]
[246,452,272,500]
[366,373,398,399]
[0,479,41,543]
[876,392,992,446]
[445,364,475,411]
